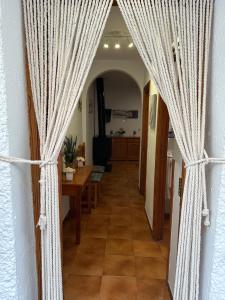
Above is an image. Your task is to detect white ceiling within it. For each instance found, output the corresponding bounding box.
[95,7,142,60]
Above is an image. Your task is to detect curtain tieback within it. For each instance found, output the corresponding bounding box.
[0,154,57,167]
[0,154,58,230]
[185,150,225,168]
[185,150,225,226]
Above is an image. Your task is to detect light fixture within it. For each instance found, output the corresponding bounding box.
[114,43,121,49]
[128,42,134,48]
[103,43,109,49]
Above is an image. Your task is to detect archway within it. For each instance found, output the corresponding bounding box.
[84,70,142,164]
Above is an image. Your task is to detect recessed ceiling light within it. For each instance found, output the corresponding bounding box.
[128,42,134,48]
[103,43,109,49]
[114,43,121,49]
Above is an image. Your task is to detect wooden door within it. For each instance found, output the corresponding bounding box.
[140,82,150,195]
[26,62,63,299]
[26,62,42,300]
[152,95,169,240]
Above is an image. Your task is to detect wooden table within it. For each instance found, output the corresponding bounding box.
[62,165,93,244]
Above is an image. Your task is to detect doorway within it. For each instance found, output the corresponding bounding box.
[61,19,172,300]
[27,5,174,300]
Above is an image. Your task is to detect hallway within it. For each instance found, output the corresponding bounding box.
[63,162,170,300]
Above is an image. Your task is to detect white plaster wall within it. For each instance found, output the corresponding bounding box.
[167,139,182,294]
[200,1,225,298]
[104,72,141,137]
[0,7,17,299]
[0,1,38,299]
[67,106,83,146]
[81,58,146,164]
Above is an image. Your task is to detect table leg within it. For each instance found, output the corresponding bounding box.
[74,188,81,244]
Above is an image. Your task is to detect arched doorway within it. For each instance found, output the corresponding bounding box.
[85,70,142,165]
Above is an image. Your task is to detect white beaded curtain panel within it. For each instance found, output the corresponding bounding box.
[117,0,214,300]
[22,0,113,299]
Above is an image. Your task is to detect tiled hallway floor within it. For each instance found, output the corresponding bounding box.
[63,162,171,300]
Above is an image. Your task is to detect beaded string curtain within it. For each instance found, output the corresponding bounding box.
[22,1,113,299]
[117,1,214,299]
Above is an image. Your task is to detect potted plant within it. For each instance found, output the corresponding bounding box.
[63,135,77,181]
[63,135,77,168]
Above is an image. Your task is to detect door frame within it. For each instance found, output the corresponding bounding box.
[166,158,175,279]
[26,61,42,300]
[152,94,169,240]
[139,81,150,195]
[26,61,63,300]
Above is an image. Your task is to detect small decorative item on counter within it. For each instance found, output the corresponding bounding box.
[115,128,126,136]
[133,130,137,136]
[65,167,75,181]
[77,156,85,167]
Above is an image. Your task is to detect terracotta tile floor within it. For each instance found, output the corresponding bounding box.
[63,162,171,300]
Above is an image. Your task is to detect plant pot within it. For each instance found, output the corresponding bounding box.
[65,161,77,169]
[66,172,73,181]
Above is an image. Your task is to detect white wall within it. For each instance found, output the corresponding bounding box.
[104,72,141,137]
[67,106,83,146]
[0,1,38,299]
[200,1,225,298]
[0,7,17,298]
[167,139,182,294]
[81,59,147,164]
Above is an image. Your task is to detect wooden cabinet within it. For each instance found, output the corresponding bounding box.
[111,137,140,161]
[111,137,127,160]
[127,138,140,160]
